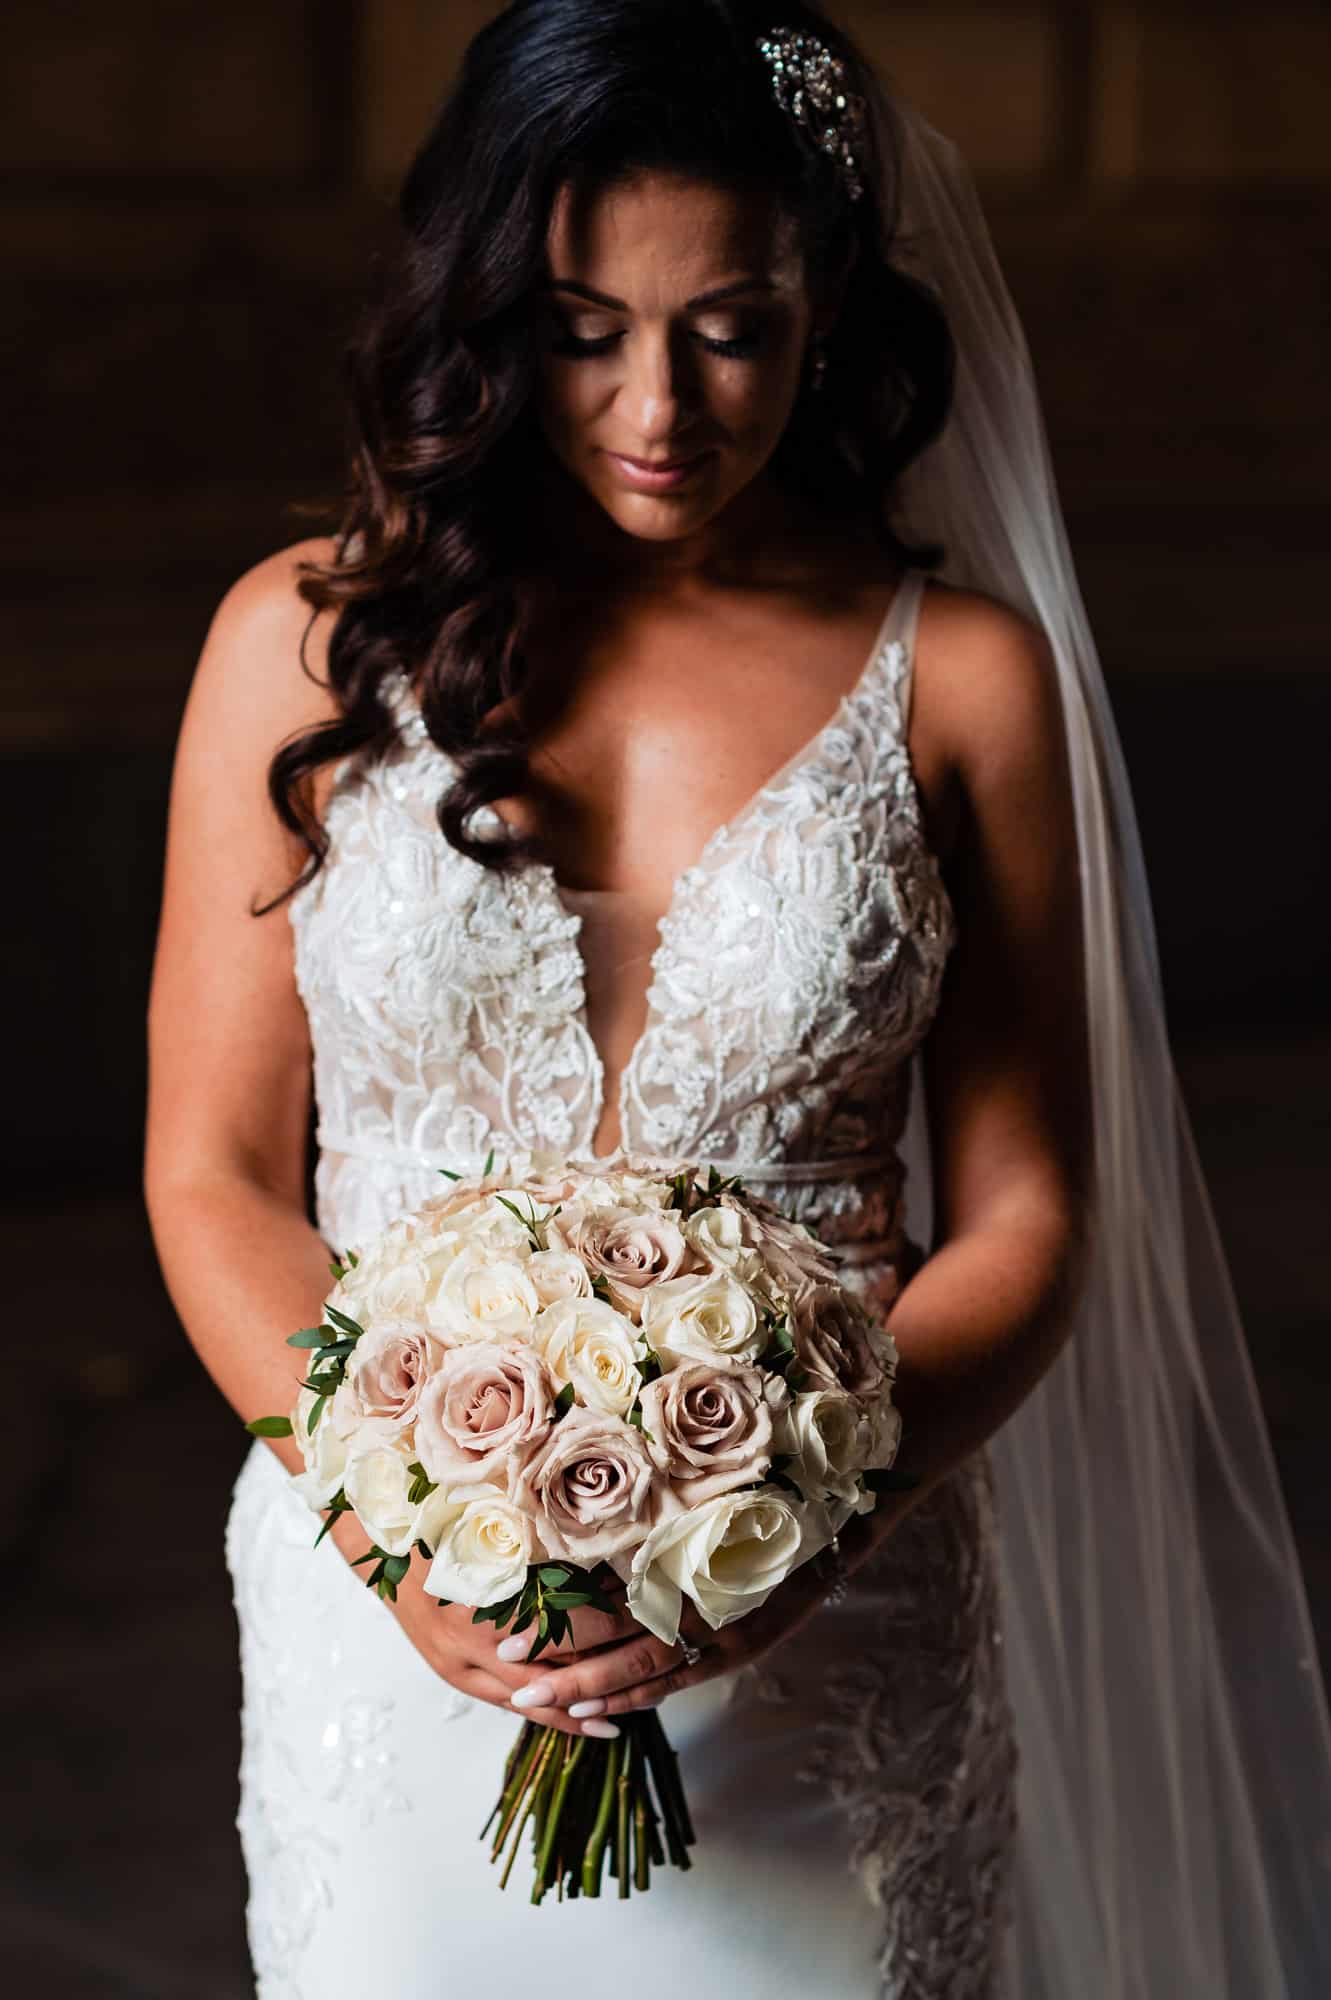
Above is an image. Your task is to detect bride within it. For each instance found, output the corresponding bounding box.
[143,3,1331,1995]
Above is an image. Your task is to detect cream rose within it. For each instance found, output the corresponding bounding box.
[339,1320,446,1437]
[424,1483,538,1606]
[291,1384,352,1509]
[776,1385,875,1507]
[414,1341,554,1487]
[619,1485,806,1644]
[525,1248,593,1308]
[553,1205,689,1317]
[532,1296,643,1416]
[427,1249,542,1344]
[641,1269,764,1369]
[681,1203,747,1268]
[513,1405,665,1564]
[341,1439,453,1558]
[637,1360,780,1504]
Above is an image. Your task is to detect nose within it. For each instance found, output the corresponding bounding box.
[620,327,698,443]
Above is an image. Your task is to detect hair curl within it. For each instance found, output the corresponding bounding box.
[254,0,954,917]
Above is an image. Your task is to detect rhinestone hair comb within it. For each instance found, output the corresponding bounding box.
[755,26,869,203]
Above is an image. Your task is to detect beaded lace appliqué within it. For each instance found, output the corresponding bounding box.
[796,1451,1020,1998]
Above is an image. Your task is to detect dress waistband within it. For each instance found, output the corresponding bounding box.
[315,1124,899,1189]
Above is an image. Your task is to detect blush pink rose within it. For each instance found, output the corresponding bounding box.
[795,1286,887,1401]
[414,1340,554,1487]
[556,1205,691,1317]
[341,1321,446,1437]
[636,1360,778,1504]
[513,1405,667,1564]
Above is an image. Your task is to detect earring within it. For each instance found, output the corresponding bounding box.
[808,337,829,394]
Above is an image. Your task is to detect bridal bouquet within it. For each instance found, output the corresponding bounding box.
[247,1150,905,1903]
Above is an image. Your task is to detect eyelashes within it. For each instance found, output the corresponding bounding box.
[549,328,764,362]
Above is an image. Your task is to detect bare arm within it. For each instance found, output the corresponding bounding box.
[143,541,628,1735]
[144,539,342,1475]
[852,583,1092,1536]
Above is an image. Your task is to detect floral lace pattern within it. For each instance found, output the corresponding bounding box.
[796,1450,1020,1998]
[230,567,1019,1994]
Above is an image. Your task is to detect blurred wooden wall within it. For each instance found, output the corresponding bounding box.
[3,2,1328,1188]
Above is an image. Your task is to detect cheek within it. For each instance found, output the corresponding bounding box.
[535,361,601,446]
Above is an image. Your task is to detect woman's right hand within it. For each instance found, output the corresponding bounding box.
[341,1516,644,1737]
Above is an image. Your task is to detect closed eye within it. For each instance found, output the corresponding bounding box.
[549,328,764,361]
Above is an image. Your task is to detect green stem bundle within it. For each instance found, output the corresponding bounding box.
[479,1708,697,1904]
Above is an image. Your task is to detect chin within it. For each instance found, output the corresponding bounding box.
[602,498,723,541]
[588,471,737,542]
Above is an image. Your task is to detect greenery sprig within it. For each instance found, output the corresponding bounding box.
[464,1560,621,1665]
[663,1162,749,1217]
[243,1299,367,1443]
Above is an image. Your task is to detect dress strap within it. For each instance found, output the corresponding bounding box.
[886,568,928,728]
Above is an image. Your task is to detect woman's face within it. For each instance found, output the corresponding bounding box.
[532,170,823,546]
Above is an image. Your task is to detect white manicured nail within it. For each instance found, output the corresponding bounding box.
[567,1697,607,1717]
[511,1679,556,1709]
[495,1636,528,1662]
[580,1718,620,1739]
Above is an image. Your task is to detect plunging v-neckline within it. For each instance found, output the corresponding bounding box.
[392,566,921,1163]
[542,568,919,1161]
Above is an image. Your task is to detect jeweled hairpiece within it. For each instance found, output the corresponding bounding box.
[755,27,868,203]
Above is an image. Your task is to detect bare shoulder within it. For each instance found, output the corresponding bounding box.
[192,535,344,738]
[915,575,1064,786]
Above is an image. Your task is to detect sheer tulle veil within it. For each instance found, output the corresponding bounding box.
[863,69,1331,1998]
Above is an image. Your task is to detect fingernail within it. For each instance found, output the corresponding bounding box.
[567,1697,607,1717]
[495,1636,528,1662]
[579,1718,620,1739]
[511,1679,556,1709]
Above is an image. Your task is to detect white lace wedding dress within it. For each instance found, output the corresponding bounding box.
[226,564,1021,1997]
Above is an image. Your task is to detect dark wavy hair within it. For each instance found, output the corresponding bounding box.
[254,0,954,916]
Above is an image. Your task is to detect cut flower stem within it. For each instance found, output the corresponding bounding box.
[480,1708,697,1903]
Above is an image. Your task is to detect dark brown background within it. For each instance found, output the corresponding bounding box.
[4,4,1328,1991]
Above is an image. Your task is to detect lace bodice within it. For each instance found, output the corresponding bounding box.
[234,566,1022,1999]
[288,567,956,1266]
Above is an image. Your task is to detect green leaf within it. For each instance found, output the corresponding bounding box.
[306,1394,328,1436]
[437,1166,462,1181]
[323,1305,365,1340]
[245,1414,294,1438]
[542,1590,593,1610]
[382,1554,411,1588]
[406,1461,438,1506]
[313,1492,351,1547]
[346,1249,360,1267]
[553,1382,576,1419]
[298,1371,340,1398]
[537,1565,572,1587]
[415,1537,435,1561]
[483,1147,495,1176]
[286,1328,327,1349]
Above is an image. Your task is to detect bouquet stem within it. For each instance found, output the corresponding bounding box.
[483,1708,697,1903]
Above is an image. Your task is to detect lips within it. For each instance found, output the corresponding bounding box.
[615,451,704,471]
[603,448,714,492]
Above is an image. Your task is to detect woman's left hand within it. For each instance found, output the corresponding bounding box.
[504,1520,882,1722]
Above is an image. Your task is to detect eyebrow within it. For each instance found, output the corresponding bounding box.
[542,277,779,311]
